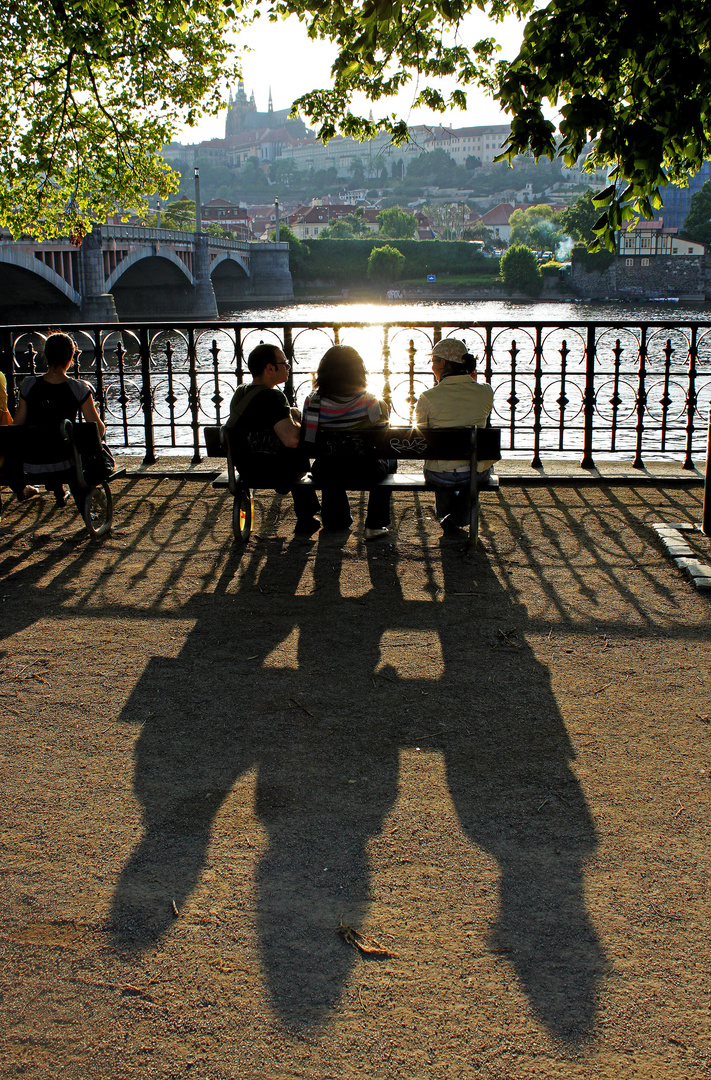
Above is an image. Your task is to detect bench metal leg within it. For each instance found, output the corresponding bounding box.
[468,435,479,548]
[232,485,254,543]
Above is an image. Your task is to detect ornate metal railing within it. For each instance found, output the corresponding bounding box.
[2,320,710,468]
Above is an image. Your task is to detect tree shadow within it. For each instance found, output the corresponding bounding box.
[109,529,605,1039]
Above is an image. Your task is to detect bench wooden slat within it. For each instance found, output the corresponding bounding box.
[204,425,501,463]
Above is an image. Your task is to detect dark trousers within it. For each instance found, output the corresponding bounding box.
[319,485,392,530]
[426,466,492,528]
[312,456,392,530]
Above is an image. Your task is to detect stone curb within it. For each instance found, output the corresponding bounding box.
[652,523,711,593]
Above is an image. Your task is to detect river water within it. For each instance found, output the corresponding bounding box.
[225,298,711,324]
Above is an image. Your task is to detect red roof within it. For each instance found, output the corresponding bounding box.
[480,203,514,226]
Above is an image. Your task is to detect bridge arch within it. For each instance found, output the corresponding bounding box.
[106,247,196,291]
[0,247,81,308]
[210,250,251,306]
[209,250,251,279]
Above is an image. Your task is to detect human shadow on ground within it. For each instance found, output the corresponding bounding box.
[110,527,605,1039]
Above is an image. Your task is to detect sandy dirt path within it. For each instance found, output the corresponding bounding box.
[1,476,709,1079]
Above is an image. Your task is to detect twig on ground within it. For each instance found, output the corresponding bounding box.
[289,697,315,717]
[338,922,399,959]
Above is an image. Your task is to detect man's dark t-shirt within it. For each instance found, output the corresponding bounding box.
[225,383,306,490]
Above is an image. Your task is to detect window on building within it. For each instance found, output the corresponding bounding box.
[625,258,634,266]
[641,258,649,266]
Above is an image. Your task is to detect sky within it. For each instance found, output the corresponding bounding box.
[176,10,529,145]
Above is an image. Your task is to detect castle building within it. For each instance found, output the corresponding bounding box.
[225,81,307,140]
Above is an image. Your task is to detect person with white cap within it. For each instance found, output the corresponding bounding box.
[416,338,495,533]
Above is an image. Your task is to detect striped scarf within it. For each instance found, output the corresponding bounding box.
[303,391,384,443]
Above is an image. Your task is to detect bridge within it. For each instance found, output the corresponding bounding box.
[0,225,293,323]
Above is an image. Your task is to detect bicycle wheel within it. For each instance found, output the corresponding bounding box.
[83,482,113,538]
[232,486,253,543]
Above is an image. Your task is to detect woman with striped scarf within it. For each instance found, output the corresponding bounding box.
[303,346,392,539]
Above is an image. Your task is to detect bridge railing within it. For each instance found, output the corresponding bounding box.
[2,319,710,469]
[99,225,265,252]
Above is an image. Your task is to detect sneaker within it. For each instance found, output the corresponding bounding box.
[18,486,39,502]
[440,516,467,534]
[54,487,69,508]
[365,526,389,540]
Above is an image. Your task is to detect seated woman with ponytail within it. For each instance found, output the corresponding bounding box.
[415,338,495,534]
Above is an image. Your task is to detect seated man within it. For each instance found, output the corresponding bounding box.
[225,343,320,534]
[415,338,494,533]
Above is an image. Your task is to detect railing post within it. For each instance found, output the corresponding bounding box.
[210,338,223,426]
[609,338,622,452]
[283,324,295,405]
[484,324,493,384]
[165,340,177,447]
[702,408,711,536]
[531,324,543,469]
[235,328,244,386]
[684,326,698,470]
[382,325,391,409]
[581,324,596,469]
[407,338,416,423]
[557,338,569,452]
[187,327,201,464]
[659,337,673,453]
[508,339,519,451]
[93,329,105,421]
[139,327,156,465]
[633,325,648,469]
[1,328,15,413]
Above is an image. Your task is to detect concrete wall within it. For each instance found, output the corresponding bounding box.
[571,255,706,301]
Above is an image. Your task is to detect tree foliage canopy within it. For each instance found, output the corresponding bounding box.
[9,0,711,242]
[508,205,562,251]
[3,0,247,238]
[556,190,600,247]
[377,206,417,239]
[366,244,406,282]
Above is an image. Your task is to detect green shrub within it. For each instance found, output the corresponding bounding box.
[367,245,406,283]
[500,244,543,296]
[540,260,562,278]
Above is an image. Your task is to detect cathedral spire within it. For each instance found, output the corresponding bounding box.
[268,87,273,114]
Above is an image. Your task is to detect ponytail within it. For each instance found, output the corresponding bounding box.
[449,351,477,375]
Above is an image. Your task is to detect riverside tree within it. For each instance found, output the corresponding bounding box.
[377,207,417,240]
[8,0,711,242]
[680,181,711,246]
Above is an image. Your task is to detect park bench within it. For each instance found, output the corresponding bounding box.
[0,420,125,538]
[204,424,501,547]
